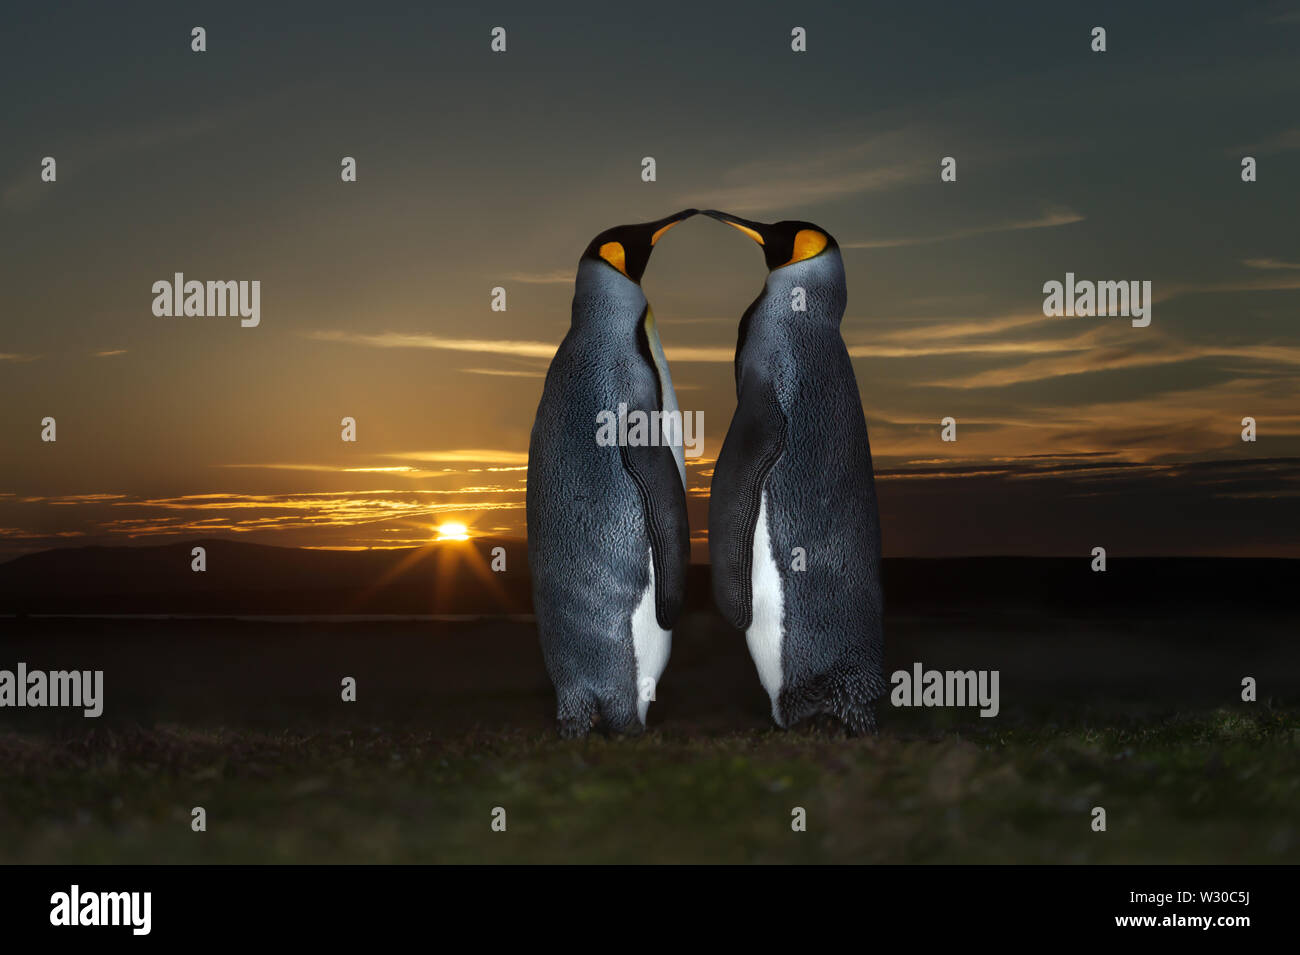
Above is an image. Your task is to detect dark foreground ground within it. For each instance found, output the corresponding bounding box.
[1,604,1297,863]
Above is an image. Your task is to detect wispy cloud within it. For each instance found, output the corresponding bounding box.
[83,490,527,539]
[93,348,128,357]
[306,330,557,358]
[0,527,86,540]
[382,449,531,465]
[1158,274,1300,299]
[843,312,1097,359]
[19,493,128,505]
[217,459,534,476]
[925,344,1188,389]
[653,317,738,326]
[866,312,1048,343]
[924,338,1300,390]
[1230,127,1300,155]
[0,352,39,362]
[843,207,1084,249]
[848,337,1093,360]
[502,269,573,285]
[307,312,1099,366]
[663,345,737,362]
[867,377,1300,466]
[309,330,740,364]
[3,87,304,210]
[460,367,547,378]
[680,129,938,214]
[688,163,922,215]
[220,463,437,475]
[1243,257,1300,270]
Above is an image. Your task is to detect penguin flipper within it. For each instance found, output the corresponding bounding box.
[621,435,690,631]
[709,372,786,631]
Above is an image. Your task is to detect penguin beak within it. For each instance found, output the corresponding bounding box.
[647,208,699,247]
[590,209,698,282]
[701,209,769,248]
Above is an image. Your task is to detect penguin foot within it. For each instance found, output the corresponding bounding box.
[777,668,883,737]
[556,715,594,740]
[555,695,599,739]
[555,698,646,739]
[790,712,853,738]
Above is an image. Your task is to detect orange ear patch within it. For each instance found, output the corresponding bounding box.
[599,241,628,276]
[780,229,828,267]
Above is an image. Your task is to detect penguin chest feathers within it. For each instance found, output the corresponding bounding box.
[746,492,786,718]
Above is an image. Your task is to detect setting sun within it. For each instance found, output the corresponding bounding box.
[435,522,470,542]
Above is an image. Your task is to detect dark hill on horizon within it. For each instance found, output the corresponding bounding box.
[0,538,531,615]
[0,538,1293,617]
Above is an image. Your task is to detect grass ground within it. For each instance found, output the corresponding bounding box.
[1,613,1296,863]
[2,707,1296,864]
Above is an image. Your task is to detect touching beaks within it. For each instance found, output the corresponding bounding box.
[651,208,699,244]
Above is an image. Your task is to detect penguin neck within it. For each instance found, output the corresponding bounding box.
[756,260,846,330]
[737,268,842,363]
[571,259,647,333]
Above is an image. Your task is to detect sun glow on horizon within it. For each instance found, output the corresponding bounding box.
[434,521,471,542]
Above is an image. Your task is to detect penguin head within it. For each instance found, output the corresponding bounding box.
[581,209,698,284]
[701,210,840,274]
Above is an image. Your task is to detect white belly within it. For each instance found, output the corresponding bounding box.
[632,312,681,724]
[630,547,672,724]
[745,492,785,719]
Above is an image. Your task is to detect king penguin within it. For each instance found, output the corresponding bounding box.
[527,209,696,738]
[703,210,885,734]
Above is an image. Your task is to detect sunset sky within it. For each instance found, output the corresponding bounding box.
[2,2,1299,560]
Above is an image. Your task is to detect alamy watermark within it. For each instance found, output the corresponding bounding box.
[595,403,704,458]
[890,662,999,717]
[50,885,150,935]
[152,273,260,327]
[0,663,103,717]
[1042,272,1151,327]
